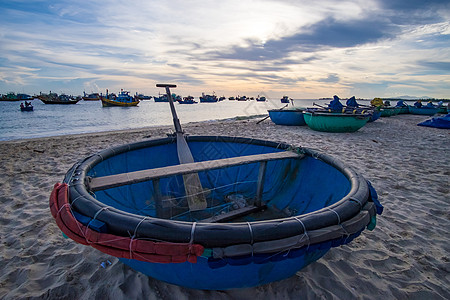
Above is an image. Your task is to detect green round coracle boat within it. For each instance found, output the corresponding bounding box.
[303,110,370,133]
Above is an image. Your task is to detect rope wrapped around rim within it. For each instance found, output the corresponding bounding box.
[49,182,204,263]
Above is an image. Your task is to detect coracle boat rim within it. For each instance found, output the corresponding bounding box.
[303,111,371,119]
[64,135,373,248]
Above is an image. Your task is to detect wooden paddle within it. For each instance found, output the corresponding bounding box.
[156,84,207,211]
[256,104,289,124]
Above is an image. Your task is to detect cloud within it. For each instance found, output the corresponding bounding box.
[319,74,340,83]
[207,17,397,62]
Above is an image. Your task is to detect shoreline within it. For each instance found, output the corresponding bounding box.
[0,114,267,144]
[0,114,449,299]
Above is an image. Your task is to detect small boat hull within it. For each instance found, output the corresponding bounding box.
[268,109,306,126]
[368,110,381,122]
[40,99,80,104]
[408,106,439,116]
[379,107,400,117]
[397,106,410,114]
[303,111,370,132]
[20,106,34,111]
[101,98,139,107]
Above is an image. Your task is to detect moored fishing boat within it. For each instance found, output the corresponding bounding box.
[135,93,152,100]
[39,93,80,104]
[101,90,139,107]
[280,96,290,103]
[1,92,33,101]
[178,95,197,104]
[199,93,218,103]
[49,84,382,290]
[256,95,266,102]
[82,92,100,101]
[268,108,306,126]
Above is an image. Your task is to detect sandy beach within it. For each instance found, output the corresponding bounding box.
[0,113,448,299]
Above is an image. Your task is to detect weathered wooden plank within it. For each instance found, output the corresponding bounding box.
[199,205,266,223]
[88,151,304,192]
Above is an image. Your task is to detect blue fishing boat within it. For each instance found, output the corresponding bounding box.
[178,96,197,104]
[101,90,139,107]
[268,108,306,126]
[256,95,266,102]
[49,85,382,290]
[280,96,290,103]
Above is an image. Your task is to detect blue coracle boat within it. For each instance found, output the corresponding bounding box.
[50,135,382,290]
[268,108,306,126]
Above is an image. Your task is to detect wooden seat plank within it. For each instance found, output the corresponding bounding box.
[88,151,304,192]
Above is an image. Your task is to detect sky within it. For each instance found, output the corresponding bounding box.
[1,0,449,99]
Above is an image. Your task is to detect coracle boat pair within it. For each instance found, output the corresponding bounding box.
[50,84,383,290]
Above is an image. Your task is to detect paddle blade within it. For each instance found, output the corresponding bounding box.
[176,133,207,211]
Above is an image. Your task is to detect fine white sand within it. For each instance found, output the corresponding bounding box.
[0,114,448,299]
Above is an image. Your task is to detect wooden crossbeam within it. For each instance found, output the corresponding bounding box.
[88,151,304,192]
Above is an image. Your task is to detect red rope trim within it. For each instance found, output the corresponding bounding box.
[49,183,203,263]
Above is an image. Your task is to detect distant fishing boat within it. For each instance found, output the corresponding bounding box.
[154,93,181,102]
[82,92,100,101]
[39,93,80,104]
[178,95,197,104]
[200,93,218,103]
[1,92,33,101]
[281,96,290,103]
[135,93,152,100]
[101,90,139,107]
[20,102,33,111]
[256,95,266,102]
[228,96,236,100]
[268,108,306,126]
[237,96,248,101]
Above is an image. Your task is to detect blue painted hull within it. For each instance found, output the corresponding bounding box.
[59,136,381,290]
[303,112,369,132]
[268,109,306,126]
[120,248,329,290]
[368,110,381,122]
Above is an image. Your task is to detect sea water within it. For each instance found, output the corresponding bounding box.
[0,98,369,141]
